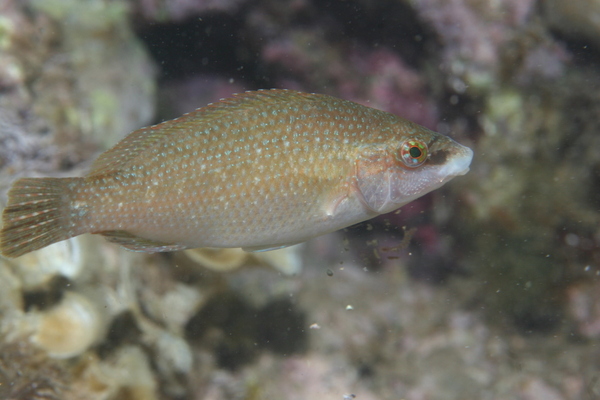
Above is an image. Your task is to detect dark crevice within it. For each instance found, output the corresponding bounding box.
[135,13,267,86]
[312,0,437,68]
[185,292,306,370]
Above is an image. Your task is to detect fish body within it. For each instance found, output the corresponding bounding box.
[0,89,473,258]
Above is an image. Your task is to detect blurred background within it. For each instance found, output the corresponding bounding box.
[1,0,599,399]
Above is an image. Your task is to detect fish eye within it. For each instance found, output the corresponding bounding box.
[399,140,428,167]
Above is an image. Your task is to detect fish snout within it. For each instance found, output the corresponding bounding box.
[438,144,473,178]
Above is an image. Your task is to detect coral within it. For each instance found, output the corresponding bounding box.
[0,337,69,400]
[29,291,105,359]
[543,0,600,49]
[410,0,539,91]
[0,0,155,188]
[256,14,438,126]
[566,281,600,339]
[453,69,600,330]
[6,238,84,290]
[28,0,156,151]
[70,346,159,400]
[182,244,303,274]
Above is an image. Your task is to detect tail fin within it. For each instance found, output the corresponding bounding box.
[1,177,81,258]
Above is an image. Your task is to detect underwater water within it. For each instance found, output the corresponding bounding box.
[0,0,599,399]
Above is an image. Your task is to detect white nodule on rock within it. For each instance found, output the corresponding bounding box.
[31,291,103,358]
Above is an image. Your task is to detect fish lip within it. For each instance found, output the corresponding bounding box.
[456,167,470,176]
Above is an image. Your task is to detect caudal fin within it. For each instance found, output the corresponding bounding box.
[1,177,81,258]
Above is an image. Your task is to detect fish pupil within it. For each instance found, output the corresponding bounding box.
[409,146,422,158]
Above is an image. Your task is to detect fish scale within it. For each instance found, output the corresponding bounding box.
[0,89,473,258]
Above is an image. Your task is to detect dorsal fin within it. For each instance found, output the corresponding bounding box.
[88,114,192,176]
[87,89,322,176]
[87,124,173,176]
[180,89,322,120]
[212,89,320,109]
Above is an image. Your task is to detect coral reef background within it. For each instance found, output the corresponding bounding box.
[1,0,600,398]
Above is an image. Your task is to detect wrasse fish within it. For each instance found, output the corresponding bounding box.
[0,89,473,258]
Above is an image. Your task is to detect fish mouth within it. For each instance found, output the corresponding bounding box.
[438,145,473,178]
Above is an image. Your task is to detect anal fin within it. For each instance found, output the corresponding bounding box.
[99,230,188,253]
[242,243,301,253]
